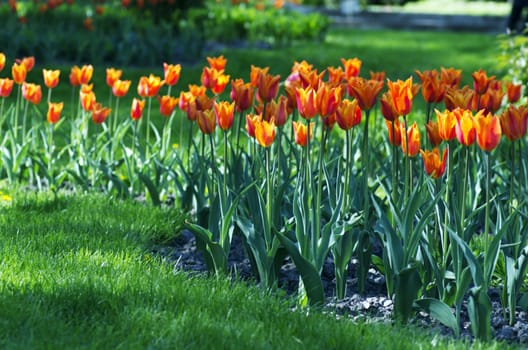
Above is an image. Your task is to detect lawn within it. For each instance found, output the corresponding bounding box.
[0,191,516,349]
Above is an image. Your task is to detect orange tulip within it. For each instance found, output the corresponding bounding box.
[47,102,63,124]
[230,79,255,112]
[369,71,386,82]
[500,105,528,141]
[316,83,342,117]
[250,65,269,88]
[12,62,26,84]
[380,92,399,122]
[214,101,235,131]
[474,112,502,152]
[43,69,60,89]
[327,66,345,86]
[472,69,495,95]
[163,63,181,87]
[341,57,362,79]
[70,65,93,86]
[257,72,281,102]
[295,86,318,119]
[292,121,314,147]
[415,69,445,104]
[336,99,361,131]
[201,67,229,94]
[435,108,457,141]
[322,112,336,130]
[425,120,442,147]
[0,78,14,97]
[92,103,111,124]
[22,82,42,105]
[440,67,462,89]
[188,84,207,97]
[207,55,227,71]
[196,109,216,134]
[158,95,178,117]
[347,77,384,111]
[137,74,164,98]
[385,119,402,146]
[254,119,275,147]
[401,121,421,157]
[112,79,131,98]
[130,98,145,120]
[20,56,35,72]
[387,77,415,117]
[298,68,324,90]
[106,68,122,88]
[83,17,94,31]
[444,86,475,111]
[454,108,479,146]
[420,148,448,179]
[274,95,290,127]
[478,86,505,114]
[245,113,261,138]
[80,85,96,112]
[0,53,5,72]
[506,81,522,103]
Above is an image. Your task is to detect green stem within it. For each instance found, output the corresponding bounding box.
[14,84,21,138]
[391,120,398,206]
[362,110,371,228]
[113,97,120,137]
[208,134,217,200]
[304,120,312,256]
[460,146,469,237]
[484,150,491,252]
[22,100,29,146]
[146,97,152,158]
[315,127,328,262]
[235,111,244,158]
[442,141,452,268]
[223,130,228,206]
[266,146,272,248]
[343,128,352,211]
[403,115,410,202]
[510,141,515,214]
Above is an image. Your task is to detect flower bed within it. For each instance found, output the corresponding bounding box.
[0,51,527,342]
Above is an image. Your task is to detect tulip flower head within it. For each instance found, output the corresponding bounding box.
[257,72,281,102]
[444,86,475,111]
[80,85,96,111]
[22,82,42,105]
[158,95,178,117]
[197,109,217,135]
[245,113,261,139]
[385,119,402,146]
[43,69,60,89]
[0,53,5,72]
[112,79,131,98]
[214,101,235,131]
[336,98,361,131]
[292,121,314,147]
[254,119,275,147]
[415,69,445,104]
[387,77,415,117]
[206,55,227,71]
[380,92,399,122]
[20,56,35,72]
[47,102,63,124]
[401,121,421,157]
[0,78,14,97]
[425,120,442,147]
[92,103,111,124]
[347,77,384,111]
[295,86,318,119]
[472,69,495,95]
[500,105,528,141]
[12,62,27,85]
[341,57,362,79]
[474,112,502,152]
[163,63,181,86]
[316,83,342,117]
[106,68,122,88]
[130,98,145,120]
[137,74,164,98]
[440,67,462,89]
[506,81,522,103]
[230,79,255,112]
[420,147,448,179]
[435,108,457,141]
[454,108,479,146]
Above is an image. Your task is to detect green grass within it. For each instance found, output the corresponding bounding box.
[369,0,510,16]
[0,190,517,349]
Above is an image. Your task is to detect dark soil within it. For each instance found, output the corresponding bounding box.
[156,230,527,346]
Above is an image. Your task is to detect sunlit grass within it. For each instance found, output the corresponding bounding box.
[369,0,510,16]
[0,191,517,349]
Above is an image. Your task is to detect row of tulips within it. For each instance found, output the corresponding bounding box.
[0,52,527,341]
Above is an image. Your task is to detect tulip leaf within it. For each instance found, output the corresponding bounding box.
[393,264,422,324]
[184,221,227,274]
[138,172,161,206]
[276,231,325,307]
[468,286,492,341]
[415,298,458,334]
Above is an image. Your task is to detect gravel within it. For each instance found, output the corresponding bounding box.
[153,230,528,346]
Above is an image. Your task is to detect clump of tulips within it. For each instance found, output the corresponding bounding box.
[0,51,527,341]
